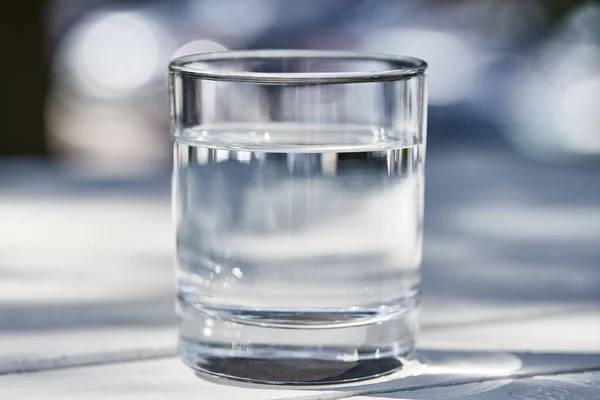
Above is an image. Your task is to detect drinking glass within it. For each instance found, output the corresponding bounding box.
[169,50,427,385]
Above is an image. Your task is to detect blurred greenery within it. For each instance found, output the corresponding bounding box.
[542,0,599,23]
[450,0,598,25]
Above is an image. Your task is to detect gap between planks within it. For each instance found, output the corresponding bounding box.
[0,347,177,375]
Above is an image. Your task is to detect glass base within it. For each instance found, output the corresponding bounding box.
[178,299,418,385]
[182,339,411,385]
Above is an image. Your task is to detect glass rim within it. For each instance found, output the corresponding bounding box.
[169,49,427,84]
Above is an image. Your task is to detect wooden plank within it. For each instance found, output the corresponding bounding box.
[2,350,600,400]
[0,358,329,400]
[351,370,600,399]
[0,327,176,374]
[2,309,600,396]
[3,307,599,379]
[420,309,600,353]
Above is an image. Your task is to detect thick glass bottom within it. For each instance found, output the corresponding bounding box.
[178,298,418,385]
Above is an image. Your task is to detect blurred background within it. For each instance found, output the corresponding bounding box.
[3,0,600,167]
[1,0,600,360]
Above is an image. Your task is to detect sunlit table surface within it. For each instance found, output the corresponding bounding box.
[1,145,600,399]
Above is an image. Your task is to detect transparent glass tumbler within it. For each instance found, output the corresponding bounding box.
[169,50,428,385]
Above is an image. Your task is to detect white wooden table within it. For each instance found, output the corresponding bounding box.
[1,149,600,399]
